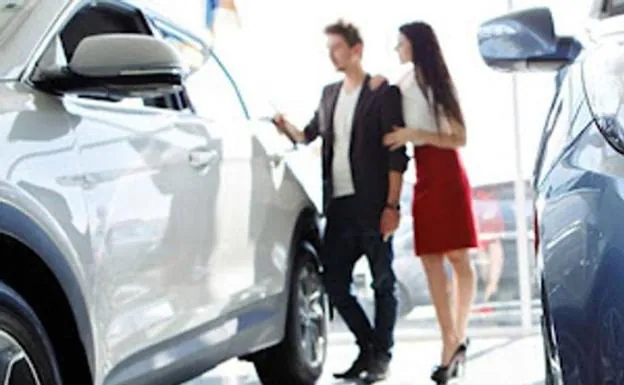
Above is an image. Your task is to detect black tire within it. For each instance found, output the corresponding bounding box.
[253,245,328,385]
[540,276,560,385]
[0,282,62,385]
[542,315,556,385]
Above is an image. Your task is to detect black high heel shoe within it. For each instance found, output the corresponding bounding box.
[450,338,470,379]
[430,340,469,384]
[430,365,451,385]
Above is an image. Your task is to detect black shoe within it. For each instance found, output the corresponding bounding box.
[431,365,450,384]
[450,338,470,378]
[431,342,469,384]
[333,350,371,380]
[362,356,390,383]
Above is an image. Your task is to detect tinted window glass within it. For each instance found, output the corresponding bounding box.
[609,0,624,15]
[149,19,247,120]
[184,54,247,120]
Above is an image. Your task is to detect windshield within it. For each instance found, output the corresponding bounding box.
[0,0,64,80]
[0,0,36,38]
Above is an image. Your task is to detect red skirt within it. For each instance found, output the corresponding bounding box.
[412,146,479,256]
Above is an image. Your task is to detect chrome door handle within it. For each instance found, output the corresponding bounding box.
[188,149,219,169]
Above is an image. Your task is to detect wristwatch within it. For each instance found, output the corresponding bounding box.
[385,202,400,211]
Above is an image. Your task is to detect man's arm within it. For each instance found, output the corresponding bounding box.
[276,113,316,144]
[387,171,403,207]
[379,84,408,238]
[301,109,321,143]
[381,84,409,205]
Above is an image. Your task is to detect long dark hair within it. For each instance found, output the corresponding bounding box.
[399,22,465,128]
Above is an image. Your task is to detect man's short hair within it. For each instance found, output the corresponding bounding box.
[324,19,363,47]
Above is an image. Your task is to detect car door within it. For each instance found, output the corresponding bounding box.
[34,2,216,377]
[151,18,294,317]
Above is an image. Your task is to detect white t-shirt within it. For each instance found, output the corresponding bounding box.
[332,82,362,197]
[397,69,438,147]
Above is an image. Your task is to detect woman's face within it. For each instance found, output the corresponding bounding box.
[395,33,412,64]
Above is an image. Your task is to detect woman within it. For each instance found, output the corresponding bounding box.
[383,21,478,384]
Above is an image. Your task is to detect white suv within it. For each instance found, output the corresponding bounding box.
[0,1,328,384]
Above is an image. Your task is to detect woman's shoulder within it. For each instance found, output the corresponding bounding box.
[393,68,415,86]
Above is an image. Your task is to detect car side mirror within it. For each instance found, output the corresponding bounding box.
[478,7,582,72]
[33,34,185,100]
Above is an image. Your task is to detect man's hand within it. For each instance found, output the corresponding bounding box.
[272,113,288,133]
[272,113,305,144]
[380,206,400,242]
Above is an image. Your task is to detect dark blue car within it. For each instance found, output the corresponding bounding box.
[478,2,624,384]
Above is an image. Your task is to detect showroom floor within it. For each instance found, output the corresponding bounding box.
[184,330,545,385]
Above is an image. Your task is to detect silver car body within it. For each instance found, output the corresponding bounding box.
[0,0,320,384]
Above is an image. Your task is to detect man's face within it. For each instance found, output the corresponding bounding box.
[326,34,361,72]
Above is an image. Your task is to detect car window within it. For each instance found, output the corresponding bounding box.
[148,19,248,121]
[608,0,624,15]
[59,5,152,63]
[31,3,181,110]
[149,18,209,75]
[33,4,150,75]
[184,54,248,121]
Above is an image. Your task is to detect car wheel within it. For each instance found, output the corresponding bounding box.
[254,244,328,385]
[0,282,62,385]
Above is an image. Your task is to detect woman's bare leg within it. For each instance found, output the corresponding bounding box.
[421,254,458,365]
[484,240,504,302]
[450,267,460,331]
[447,249,476,342]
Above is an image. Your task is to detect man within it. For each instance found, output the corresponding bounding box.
[273,20,408,382]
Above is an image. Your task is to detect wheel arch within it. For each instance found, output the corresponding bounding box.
[290,206,322,271]
[0,201,94,380]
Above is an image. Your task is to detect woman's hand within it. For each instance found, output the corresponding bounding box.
[383,126,418,150]
[369,74,388,90]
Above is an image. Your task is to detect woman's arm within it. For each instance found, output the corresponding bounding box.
[407,114,466,149]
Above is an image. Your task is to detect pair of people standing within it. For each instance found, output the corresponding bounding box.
[274,20,478,384]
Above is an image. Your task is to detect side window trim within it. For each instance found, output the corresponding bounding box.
[148,17,250,120]
[210,53,250,119]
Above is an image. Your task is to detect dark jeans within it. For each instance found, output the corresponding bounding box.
[321,196,398,358]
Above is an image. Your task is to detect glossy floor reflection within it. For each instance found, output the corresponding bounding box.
[184,332,545,385]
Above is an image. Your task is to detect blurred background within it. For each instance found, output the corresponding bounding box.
[147,0,591,335]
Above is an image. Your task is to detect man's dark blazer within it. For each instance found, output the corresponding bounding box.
[303,74,409,227]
